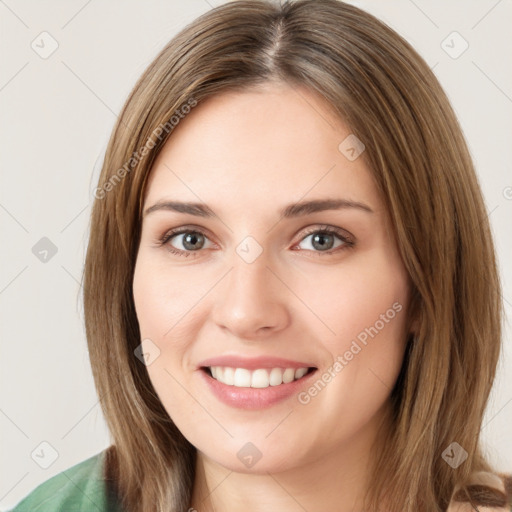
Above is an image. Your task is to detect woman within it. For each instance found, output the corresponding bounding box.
[10,0,511,511]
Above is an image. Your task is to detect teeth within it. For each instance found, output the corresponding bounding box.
[208,366,310,388]
[234,368,251,387]
[282,368,295,383]
[269,368,283,386]
[223,367,235,385]
[251,369,269,388]
[295,368,308,379]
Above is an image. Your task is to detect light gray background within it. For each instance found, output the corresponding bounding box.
[1,0,511,509]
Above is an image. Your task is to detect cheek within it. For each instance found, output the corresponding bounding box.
[132,253,206,344]
[292,249,410,352]
[291,249,410,413]
[132,252,218,410]
[132,257,191,414]
[132,255,201,422]
[294,250,410,427]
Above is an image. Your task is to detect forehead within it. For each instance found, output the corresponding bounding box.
[143,83,383,218]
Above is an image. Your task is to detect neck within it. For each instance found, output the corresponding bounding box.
[190,405,392,512]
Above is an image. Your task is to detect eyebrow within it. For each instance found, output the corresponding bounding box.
[143,198,373,219]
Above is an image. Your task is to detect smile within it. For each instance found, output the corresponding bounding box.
[206,366,313,388]
[197,355,318,409]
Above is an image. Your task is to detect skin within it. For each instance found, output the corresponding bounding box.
[133,82,412,511]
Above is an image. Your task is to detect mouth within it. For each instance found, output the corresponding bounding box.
[197,355,318,409]
[201,366,316,388]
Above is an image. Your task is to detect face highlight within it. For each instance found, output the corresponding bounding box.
[132,82,411,475]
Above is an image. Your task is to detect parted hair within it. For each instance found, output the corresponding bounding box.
[83,1,505,510]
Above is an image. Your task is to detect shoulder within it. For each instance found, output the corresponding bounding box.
[447,471,512,512]
[8,449,122,512]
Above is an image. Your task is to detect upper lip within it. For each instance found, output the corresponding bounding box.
[198,355,317,370]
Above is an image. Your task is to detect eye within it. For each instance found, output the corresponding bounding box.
[293,225,354,255]
[158,224,355,258]
[159,228,214,257]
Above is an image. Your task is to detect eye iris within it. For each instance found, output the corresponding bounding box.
[312,233,334,251]
[182,232,204,250]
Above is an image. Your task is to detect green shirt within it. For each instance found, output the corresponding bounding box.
[9,449,123,512]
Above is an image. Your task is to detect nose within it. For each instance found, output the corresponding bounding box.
[211,251,290,340]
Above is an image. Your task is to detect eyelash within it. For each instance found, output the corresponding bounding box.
[157,225,355,259]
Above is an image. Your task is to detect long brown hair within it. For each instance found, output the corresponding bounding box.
[83,1,504,510]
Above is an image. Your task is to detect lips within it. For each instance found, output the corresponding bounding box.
[198,355,318,409]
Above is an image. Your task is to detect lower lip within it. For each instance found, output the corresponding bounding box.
[199,368,317,410]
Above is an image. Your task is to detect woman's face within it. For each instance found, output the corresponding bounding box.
[133,82,411,474]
